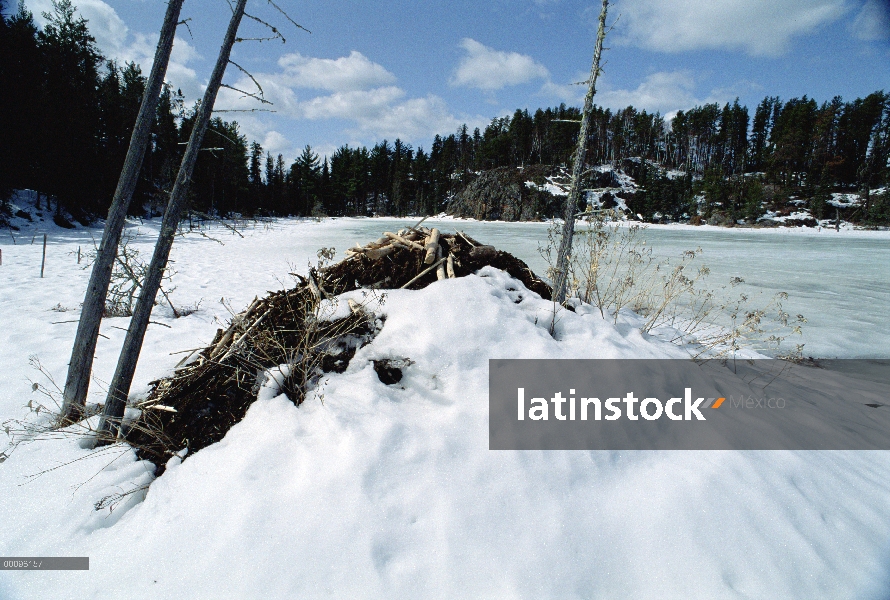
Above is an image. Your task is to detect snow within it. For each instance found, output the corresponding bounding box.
[589,163,638,189]
[830,193,861,208]
[759,208,814,223]
[1,214,890,598]
[828,189,887,208]
[583,188,629,213]
[524,179,568,197]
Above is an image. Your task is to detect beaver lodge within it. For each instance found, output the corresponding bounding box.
[123,224,550,473]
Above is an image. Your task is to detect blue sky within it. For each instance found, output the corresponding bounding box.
[18,0,890,161]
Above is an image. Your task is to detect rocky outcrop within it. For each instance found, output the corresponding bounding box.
[446,165,568,221]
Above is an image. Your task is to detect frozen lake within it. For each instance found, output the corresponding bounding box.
[327,218,890,359]
[2,217,887,359]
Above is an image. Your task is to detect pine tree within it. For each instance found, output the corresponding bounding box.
[290,145,320,215]
[38,0,102,215]
[0,3,42,195]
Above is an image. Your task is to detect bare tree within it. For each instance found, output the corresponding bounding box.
[97,0,249,440]
[553,0,610,305]
[60,0,186,423]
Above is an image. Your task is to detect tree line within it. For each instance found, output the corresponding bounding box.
[2,1,888,224]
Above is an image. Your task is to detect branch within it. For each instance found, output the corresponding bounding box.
[213,108,276,113]
[266,0,311,34]
[188,210,246,238]
[220,83,272,105]
[243,12,286,43]
[226,60,271,106]
[177,17,193,39]
[207,127,239,146]
[235,35,281,43]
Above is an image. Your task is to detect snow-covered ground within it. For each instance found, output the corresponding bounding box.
[1,216,890,599]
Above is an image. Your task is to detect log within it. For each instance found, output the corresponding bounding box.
[435,245,446,280]
[365,245,396,260]
[469,245,497,260]
[384,231,423,250]
[424,228,440,264]
[446,253,455,278]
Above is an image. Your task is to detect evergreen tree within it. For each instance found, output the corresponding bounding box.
[0,3,42,196]
[288,145,320,215]
[38,0,102,215]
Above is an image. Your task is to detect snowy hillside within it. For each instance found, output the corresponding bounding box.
[1,216,890,599]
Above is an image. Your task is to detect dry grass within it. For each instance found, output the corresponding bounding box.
[541,214,806,359]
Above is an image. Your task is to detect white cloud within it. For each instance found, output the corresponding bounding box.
[596,71,700,114]
[277,51,397,92]
[538,70,709,115]
[26,0,126,56]
[299,86,406,121]
[125,33,203,100]
[615,0,850,56]
[260,131,294,158]
[349,95,468,141]
[451,38,550,90]
[25,0,204,101]
[851,0,890,40]
[296,88,474,144]
[215,52,480,146]
[539,79,585,104]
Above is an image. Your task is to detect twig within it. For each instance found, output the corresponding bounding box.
[457,231,477,247]
[405,215,429,234]
[400,257,447,289]
[206,127,240,147]
[266,0,311,33]
[220,308,273,362]
[226,60,271,105]
[243,12,286,43]
[40,234,46,277]
[169,347,208,356]
[188,210,246,238]
[177,17,193,38]
[213,109,276,113]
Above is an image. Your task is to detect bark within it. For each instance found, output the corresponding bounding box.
[553,0,609,304]
[97,0,248,440]
[424,228,440,264]
[60,0,185,423]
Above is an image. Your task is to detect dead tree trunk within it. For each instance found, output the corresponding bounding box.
[60,0,186,423]
[97,0,248,441]
[553,0,609,305]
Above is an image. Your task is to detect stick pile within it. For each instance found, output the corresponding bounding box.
[124,226,550,473]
